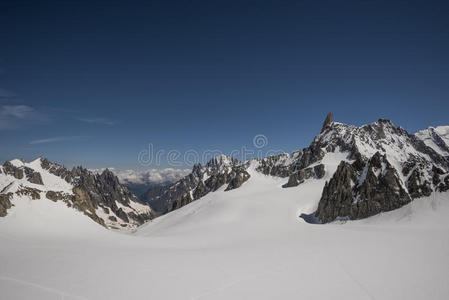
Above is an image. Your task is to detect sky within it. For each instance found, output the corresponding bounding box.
[0,0,448,170]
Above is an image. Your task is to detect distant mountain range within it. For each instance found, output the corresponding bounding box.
[1,113,448,228]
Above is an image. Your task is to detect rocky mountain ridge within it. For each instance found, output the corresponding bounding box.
[143,154,250,213]
[143,113,449,223]
[0,158,153,229]
[2,114,448,226]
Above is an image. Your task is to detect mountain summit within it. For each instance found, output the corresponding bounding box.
[321,112,333,133]
[142,114,449,223]
[2,114,449,227]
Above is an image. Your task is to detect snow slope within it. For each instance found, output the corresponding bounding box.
[415,126,449,156]
[1,152,449,299]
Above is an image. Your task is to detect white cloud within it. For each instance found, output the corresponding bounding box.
[30,136,87,144]
[77,117,116,126]
[1,105,34,118]
[91,168,191,185]
[0,105,43,130]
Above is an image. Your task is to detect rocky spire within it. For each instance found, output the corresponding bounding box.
[321,112,333,133]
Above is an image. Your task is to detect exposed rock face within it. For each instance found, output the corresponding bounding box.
[45,191,71,202]
[0,193,13,217]
[314,164,325,179]
[2,161,24,180]
[225,168,250,191]
[297,117,449,223]
[407,169,432,199]
[17,186,41,200]
[24,167,43,185]
[143,155,251,213]
[256,141,325,179]
[433,167,449,192]
[0,158,153,229]
[256,153,295,178]
[321,112,333,133]
[40,158,73,183]
[2,160,43,185]
[68,167,153,227]
[193,180,208,200]
[285,164,325,187]
[315,152,412,223]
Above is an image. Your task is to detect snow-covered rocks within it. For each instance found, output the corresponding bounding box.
[143,155,251,213]
[314,152,412,223]
[141,114,449,223]
[415,126,449,157]
[0,157,153,230]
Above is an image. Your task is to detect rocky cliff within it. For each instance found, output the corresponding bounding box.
[0,158,153,229]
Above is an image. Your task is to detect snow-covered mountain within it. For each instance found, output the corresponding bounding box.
[0,157,153,229]
[144,113,449,222]
[2,114,449,227]
[142,154,250,212]
[1,114,449,299]
[2,151,449,300]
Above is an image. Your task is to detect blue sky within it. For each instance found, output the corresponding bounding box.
[1,0,448,169]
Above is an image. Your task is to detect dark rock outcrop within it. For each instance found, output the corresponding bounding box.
[315,152,412,223]
[285,164,325,187]
[167,193,193,212]
[407,169,432,199]
[40,158,73,183]
[2,161,24,179]
[314,164,325,179]
[24,167,43,185]
[256,141,325,178]
[45,191,71,202]
[69,168,152,226]
[2,161,43,185]
[225,169,250,191]
[17,187,41,200]
[437,174,449,192]
[193,180,208,200]
[321,112,333,133]
[0,193,13,217]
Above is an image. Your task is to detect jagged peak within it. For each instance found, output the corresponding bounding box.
[376,118,394,124]
[192,162,203,175]
[205,154,239,168]
[318,117,402,142]
[320,112,333,133]
[100,168,115,176]
[98,168,121,184]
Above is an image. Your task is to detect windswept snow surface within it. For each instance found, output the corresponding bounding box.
[1,153,449,299]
